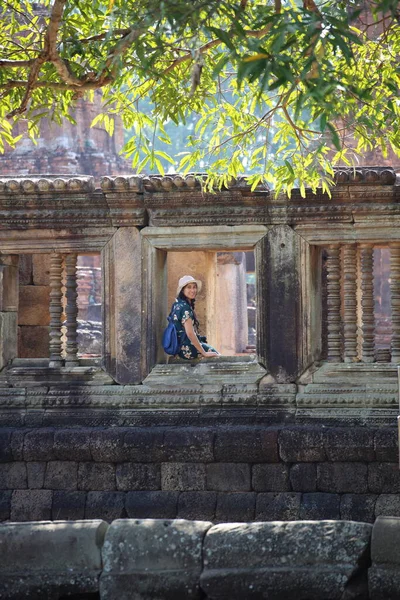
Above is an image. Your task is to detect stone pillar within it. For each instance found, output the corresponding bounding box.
[256,225,315,382]
[49,254,64,366]
[326,244,342,362]
[102,227,149,384]
[0,255,18,370]
[65,254,79,365]
[360,244,375,362]
[342,244,358,362]
[390,243,400,363]
[215,252,248,355]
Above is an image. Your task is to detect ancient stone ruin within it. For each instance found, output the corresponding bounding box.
[0,167,400,525]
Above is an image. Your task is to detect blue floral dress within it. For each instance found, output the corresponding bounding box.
[171,298,217,359]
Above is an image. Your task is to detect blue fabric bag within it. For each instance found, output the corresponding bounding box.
[162,311,180,355]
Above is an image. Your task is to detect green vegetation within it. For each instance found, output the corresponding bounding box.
[0,0,399,194]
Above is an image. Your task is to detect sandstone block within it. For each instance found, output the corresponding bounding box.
[178,491,217,521]
[256,492,301,521]
[162,463,206,491]
[90,429,125,462]
[18,285,50,325]
[279,427,326,462]
[44,461,78,490]
[52,491,86,520]
[24,429,55,461]
[0,519,107,597]
[201,520,372,600]
[375,494,400,517]
[116,463,160,491]
[0,490,11,521]
[214,428,279,462]
[18,254,33,285]
[0,312,17,369]
[18,325,50,358]
[300,493,340,520]
[215,492,255,522]
[0,262,18,312]
[324,427,375,461]
[27,462,46,489]
[123,428,164,462]
[54,429,92,461]
[11,489,52,521]
[0,429,13,462]
[368,462,400,493]
[374,428,398,462]
[11,430,24,460]
[100,519,212,600]
[340,494,377,523]
[125,491,179,519]
[252,464,290,492]
[32,254,51,285]
[78,462,116,490]
[317,462,368,494]
[206,463,251,492]
[85,491,125,521]
[290,463,317,492]
[369,516,400,600]
[162,428,214,462]
[0,462,27,489]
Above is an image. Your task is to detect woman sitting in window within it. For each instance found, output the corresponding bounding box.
[172,275,219,359]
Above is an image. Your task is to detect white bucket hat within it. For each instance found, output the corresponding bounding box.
[176,275,202,296]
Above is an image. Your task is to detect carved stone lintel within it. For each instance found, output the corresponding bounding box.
[65,254,79,365]
[342,245,358,362]
[49,253,63,366]
[390,244,400,362]
[360,244,375,363]
[326,245,342,362]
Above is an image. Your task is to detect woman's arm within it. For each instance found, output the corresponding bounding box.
[183,319,218,357]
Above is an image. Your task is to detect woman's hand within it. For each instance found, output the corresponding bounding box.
[202,351,219,358]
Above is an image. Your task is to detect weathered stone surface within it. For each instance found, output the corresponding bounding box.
[256,492,301,521]
[23,428,54,461]
[18,285,50,325]
[11,490,52,521]
[279,428,326,462]
[26,462,46,489]
[54,429,92,461]
[215,492,256,522]
[85,491,125,521]
[369,517,400,600]
[177,491,217,521]
[300,493,341,520]
[317,463,368,494]
[340,494,377,523]
[0,429,13,462]
[123,428,165,462]
[162,463,206,491]
[214,428,279,462]
[116,463,160,491]
[11,430,24,460]
[290,463,317,492]
[324,427,375,461]
[0,312,17,370]
[0,462,27,489]
[44,461,78,490]
[0,519,107,598]
[252,464,290,492]
[100,519,212,600]
[18,324,50,358]
[0,260,18,312]
[32,254,51,285]
[52,490,86,520]
[368,462,400,493]
[0,490,11,520]
[374,428,398,462]
[90,429,125,462]
[162,428,214,462]
[206,464,251,492]
[19,254,33,285]
[375,494,400,517]
[78,462,116,490]
[201,520,372,600]
[125,491,179,519]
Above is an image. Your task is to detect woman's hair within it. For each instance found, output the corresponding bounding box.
[178,288,200,331]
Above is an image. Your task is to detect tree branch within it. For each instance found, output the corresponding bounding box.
[0,59,36,68]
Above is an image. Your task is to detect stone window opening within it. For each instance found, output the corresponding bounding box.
[166,250,257,357]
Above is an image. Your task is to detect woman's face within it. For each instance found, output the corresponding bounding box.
[183,282,197,300]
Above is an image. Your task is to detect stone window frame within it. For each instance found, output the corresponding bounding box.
[140,225,269,377]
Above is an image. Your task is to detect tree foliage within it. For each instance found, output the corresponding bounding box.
[0,0,400,194]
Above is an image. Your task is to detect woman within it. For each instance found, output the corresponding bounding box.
[171,275,219,359]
